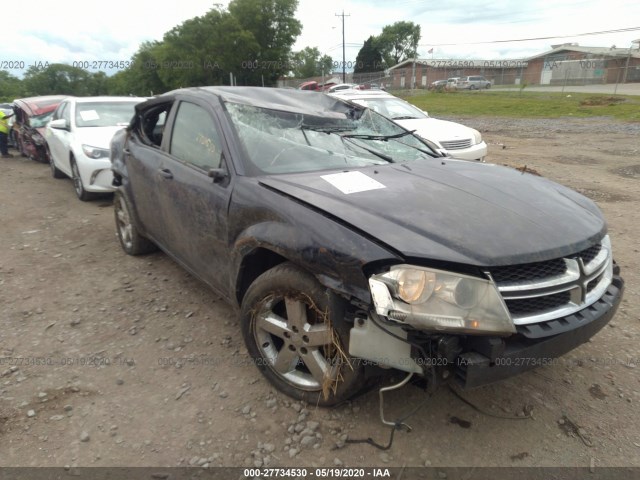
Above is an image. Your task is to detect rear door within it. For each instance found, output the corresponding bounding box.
[125,100,175,242]
[153,96,233,293]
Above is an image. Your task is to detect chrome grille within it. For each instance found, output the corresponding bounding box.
[487,236,613,325]
[440,139,472,150]
[505,291,571,317]
[576,243,601,264]
[490,258,566,283]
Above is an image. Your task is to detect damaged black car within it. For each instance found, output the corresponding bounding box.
[111,87,624,406]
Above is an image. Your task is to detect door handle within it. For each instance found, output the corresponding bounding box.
[158,168,173,179]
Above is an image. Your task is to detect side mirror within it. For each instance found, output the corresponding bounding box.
[49,119,68,130]
[207,168,228,183]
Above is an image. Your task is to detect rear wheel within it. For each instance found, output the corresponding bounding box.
[240,263,366,406]
[114,190,157,255]
[49,149,64,179]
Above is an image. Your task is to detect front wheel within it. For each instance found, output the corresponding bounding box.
[240,263,366,406]
[70,158,95,201]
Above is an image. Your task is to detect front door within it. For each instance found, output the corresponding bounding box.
[155,99,233,293]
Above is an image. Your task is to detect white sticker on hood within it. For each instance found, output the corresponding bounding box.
[321,171,386,194]
[79,110,100,121]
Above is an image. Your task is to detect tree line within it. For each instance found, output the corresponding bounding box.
[0,0,421,101]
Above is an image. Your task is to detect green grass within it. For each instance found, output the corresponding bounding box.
[394,90,640,122]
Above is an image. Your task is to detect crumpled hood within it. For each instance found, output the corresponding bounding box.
[74,126,127,150]
[394,117,476,144]
[259,160,606,266]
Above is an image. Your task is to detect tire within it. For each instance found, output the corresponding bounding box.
[114,189,157,255]
[469,85,477,90]
[70,157,96,201]
[49,149,65,179]
[485,83,491,89]
[240,263,366,406]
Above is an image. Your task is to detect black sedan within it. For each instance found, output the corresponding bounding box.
[111,87,623,406]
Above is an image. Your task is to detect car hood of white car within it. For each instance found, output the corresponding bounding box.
[74,126,128,150]
[393,117,475,144]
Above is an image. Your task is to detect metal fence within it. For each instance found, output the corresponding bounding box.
[388,61,640,90]
[278,60,640,92]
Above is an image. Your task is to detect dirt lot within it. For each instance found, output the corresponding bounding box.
[1,117,639,470]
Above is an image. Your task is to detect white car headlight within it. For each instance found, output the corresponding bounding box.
[82,144,110,159]
[369,265,514,335]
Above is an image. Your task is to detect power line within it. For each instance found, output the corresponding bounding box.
[422,26,640,47]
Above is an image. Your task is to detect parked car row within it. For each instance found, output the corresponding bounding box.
[429,76,492,91]
[6,95,144,200]
[298,81,386,92]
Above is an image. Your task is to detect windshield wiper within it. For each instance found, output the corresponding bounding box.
[392,116,420,120]
[300,125,353,134]
[341,130,416,141]
[341,136,394,163]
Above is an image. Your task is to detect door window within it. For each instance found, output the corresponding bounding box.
[169,102,222,171]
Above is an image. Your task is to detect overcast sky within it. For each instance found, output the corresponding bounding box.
[3,0,639,77]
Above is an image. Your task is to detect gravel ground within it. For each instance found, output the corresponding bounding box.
[0,117,639,471]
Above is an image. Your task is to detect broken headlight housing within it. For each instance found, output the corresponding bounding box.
[369,265,514,335]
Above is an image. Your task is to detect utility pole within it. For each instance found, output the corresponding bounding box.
[335,11,350,83]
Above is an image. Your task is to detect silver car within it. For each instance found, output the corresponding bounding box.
[456,76,491,90]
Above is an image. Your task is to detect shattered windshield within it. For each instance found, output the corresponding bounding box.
[29,112,54,128]
[225,102,436,175]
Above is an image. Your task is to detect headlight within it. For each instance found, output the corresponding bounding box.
[82,144,110,159]
[471,128,482,145]
[369,265,514,335]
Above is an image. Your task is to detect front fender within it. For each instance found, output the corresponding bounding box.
[229,180,402,305]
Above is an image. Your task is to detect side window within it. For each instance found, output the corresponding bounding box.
[137,102,173,148]
[169,102,222,171]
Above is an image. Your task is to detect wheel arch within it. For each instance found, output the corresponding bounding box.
[235,247,290,305]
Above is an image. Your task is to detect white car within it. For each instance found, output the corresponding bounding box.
[46,96,145,200]
[326,83,359,93]
[329,90,487,161]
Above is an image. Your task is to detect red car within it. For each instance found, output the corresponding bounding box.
[12,96,67,163]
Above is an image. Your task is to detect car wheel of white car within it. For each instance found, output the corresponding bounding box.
[49,148,64,179]
[240,262,366,406]
[70,157,95,201]
[114,190,157,255]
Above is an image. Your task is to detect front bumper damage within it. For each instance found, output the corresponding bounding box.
[350,273,624,390]
[456,274,624,388]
